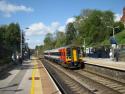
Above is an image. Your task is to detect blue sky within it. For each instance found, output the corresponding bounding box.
[0,0,125,48]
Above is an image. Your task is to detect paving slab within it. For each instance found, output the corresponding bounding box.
[0,57,61,94]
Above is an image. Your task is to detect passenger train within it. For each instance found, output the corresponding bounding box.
[44,45,84,68]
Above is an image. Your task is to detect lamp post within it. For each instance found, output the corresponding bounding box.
[107,26,119,38]
[83,38,86,52]
[20,30,23,58]
[107,26,119,60]
[20,27,29,59]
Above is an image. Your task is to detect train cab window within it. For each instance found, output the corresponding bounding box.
[77,47,80,54]
[67,48,71,58]
[77,47,82,57]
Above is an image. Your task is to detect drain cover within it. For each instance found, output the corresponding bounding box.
[29,77,40,80]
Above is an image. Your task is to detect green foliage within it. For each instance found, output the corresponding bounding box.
[35,45,44,55]
[116,30,125,44]
[44,33,55,50]
[0,23,21,64]
[65,23,77,45]
[41,9,125,51]
[55,32,66,48]
[114,22,124,33]
[43,31,66,50]
[5,23,21,51]
[0,26,6,44]
[101,30,125,45]
[76,9,114,46]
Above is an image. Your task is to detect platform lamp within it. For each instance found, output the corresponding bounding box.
[20,27,30,59]
[107,26,119,60]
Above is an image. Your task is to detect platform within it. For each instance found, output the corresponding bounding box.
[0,57,61,94]
[83,57,125,71]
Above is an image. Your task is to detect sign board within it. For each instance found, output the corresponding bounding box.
[110,36,117,44]
[111,44,117,49]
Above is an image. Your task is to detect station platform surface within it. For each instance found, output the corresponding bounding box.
[0,56,61,94]
[83,57,125,71]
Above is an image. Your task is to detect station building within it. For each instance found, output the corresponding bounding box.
[120,7,125,26]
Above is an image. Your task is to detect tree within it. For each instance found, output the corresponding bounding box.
[0,23,21,64]
[5,23,21,51]
[42,9,125,51]
[0,26,6,45]
[35,45,44,55]
[44,33,55,50]
[65,23,77,45]
[75,9,114,46]
[114,21,124,33]
[55,31,66,48]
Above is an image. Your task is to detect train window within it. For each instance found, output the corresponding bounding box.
[44,53,49,55]
[77,47,82,57]
[67,48,71,57]
[77,47,80,54]
[50,52,61,56]
[57,52,61,56]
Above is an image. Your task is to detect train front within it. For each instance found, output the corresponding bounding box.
[66,46,83,68]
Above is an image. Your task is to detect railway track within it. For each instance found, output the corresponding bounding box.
[41,59,93,94]
[41,59,125,94]
[75,69,125,94]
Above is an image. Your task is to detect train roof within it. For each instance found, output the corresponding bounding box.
[44,44,81,53]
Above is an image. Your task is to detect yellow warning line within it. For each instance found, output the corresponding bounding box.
[30,58,43,94]
[30,62,37,94]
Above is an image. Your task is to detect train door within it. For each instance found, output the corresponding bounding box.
[62,49,66,63]
[72,48,77,62]
[59,49,66,63]
[59,49,62,62]
[72,47,81,62]
[77,47,81,59]
[66,48,71,62]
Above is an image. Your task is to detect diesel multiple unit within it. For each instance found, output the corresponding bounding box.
[44,45,83,68]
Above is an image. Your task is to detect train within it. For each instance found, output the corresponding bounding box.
[44,45,84,68]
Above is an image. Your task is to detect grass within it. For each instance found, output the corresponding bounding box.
[115,30,125,45]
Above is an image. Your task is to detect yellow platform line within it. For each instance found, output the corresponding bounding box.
[30,63,36,94]
[30,59,43,94]
[34,68,43,94]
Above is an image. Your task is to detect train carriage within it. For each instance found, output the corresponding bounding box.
[44,45,84,68]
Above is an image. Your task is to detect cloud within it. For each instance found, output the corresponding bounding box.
[25,17,75,48]
[26,17,77,37]
[25,22,65,37]
[26,22,47,36]
[28,39,43,49]
[0,0,33,17]
[114,14,122,22]
[58,26,65,32]
[66,17,76,24]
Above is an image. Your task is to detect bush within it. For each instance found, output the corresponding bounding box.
[0,45,11,65]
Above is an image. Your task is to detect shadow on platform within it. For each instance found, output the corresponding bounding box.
[0,72,12,80]
[0,83,23,92]
[0,83,19,89]
[0,89,23,92]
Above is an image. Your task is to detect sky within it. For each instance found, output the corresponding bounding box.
[0,0,125,49]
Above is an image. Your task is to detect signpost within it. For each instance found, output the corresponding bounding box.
[107,26,119,60]
[109,35,117,60]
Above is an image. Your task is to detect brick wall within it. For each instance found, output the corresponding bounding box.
[121,7,125,24]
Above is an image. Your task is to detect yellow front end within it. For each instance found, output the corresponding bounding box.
[73,49,77,62]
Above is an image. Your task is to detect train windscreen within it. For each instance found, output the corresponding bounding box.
[67,48,71,58]
[77,47,82,57]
